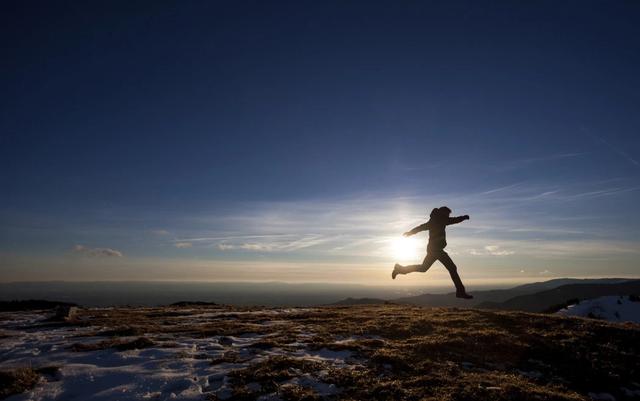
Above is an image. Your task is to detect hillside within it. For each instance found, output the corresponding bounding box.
[392,278,636,309]
[329,297,388,306]
[0,300,78,312]
[1,304,639,400]
[478,280,640,312]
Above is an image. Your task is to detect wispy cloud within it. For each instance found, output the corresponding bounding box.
[467,245,515,256]
[177,234,292,242]
[72,245,123,257]
[559,187,640,201]
[12,184,640,282]
[160,185,640,264]
[484,245,515,256]
[495,152,588,171]
[592,134,640,168]
[473,179,639,207]
[212,234,329,253]
[479,182,525,195]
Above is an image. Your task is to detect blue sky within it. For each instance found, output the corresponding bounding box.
[1,1,639,285]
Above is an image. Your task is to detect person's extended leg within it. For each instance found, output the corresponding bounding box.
[438,251,473,299]
[392,253,437,279]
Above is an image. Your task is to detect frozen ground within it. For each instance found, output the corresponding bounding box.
[557,295,640,323]
[1,304,640,401]
[0,307,367,401]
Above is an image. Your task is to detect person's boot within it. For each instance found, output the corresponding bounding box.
[392,264,401,280]
[456,291,473,299]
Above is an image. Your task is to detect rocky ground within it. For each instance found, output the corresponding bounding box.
[1,304,639,401]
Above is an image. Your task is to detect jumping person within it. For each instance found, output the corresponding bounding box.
[392,206,473,299]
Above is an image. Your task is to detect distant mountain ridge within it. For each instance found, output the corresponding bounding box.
[393,278,635,308]
[477,280,640,312]
[0,299,78,312]
[330,278,640,312]
[329,297,388,306]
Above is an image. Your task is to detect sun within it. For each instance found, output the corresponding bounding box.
[390,236,421,263]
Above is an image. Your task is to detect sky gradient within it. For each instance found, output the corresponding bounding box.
[2,1,640,286]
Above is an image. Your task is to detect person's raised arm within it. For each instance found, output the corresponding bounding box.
[447,215,469,225]
[403,222,430,237]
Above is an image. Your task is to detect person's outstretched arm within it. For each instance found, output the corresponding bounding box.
[403,222,430,237]
[447,215,469,225]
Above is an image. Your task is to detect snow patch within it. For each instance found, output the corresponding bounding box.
[557,295,640,323]
[0,308,362,401]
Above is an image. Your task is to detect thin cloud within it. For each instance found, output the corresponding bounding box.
[560,187,640,201]
[215,235,330,253]
[174,242,193,248]
[480,182,525,195]
[474,180,639,205]
[592,134,639,167]
[150,229,170,236]
[496,152,588,171]
[467,245,515,256]
[155,191,639,264]
[177,234,292,242]
[484,245,515,256]
[73,245,123,257]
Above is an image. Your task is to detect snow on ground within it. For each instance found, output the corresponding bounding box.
[0,307,364,401]
[556,295,640,323]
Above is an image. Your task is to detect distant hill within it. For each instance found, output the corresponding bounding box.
[329,297,388,306]
[393,278,635,308]
[509,277,632,292]
[0,299,78,312]
[169,301,217,307]
[477,280,640,312]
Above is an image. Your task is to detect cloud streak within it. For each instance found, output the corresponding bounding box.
[495,152,589,171]
[592,134,640,168]
[213,234,330,253]
[159,180,640,264]
[467,245,515,256]
[73,245,123,257]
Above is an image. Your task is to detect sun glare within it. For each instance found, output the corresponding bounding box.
[390,237,422,263]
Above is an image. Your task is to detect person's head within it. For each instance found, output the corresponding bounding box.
[430,206,452,220]
[439,206,452,217]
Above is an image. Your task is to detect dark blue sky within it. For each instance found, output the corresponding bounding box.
[2,1,640,283]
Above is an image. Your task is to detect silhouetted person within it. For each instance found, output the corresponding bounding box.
[392,206,473,299]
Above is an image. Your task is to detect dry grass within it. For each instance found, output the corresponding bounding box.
[70,336,155,352]
[60,304,640,401]
[0,368,40,399]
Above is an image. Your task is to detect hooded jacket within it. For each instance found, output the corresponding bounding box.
[406,208,467,251]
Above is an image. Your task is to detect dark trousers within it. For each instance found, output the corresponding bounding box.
[396,249,466,293]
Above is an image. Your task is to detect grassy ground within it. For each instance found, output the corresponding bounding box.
[0,368,44,399]
[5,304,639,400]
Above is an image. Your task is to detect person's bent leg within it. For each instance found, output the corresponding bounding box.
[395,253,438,275]
[438,251,472,298]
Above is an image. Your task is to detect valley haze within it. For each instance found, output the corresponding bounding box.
[1,278,638,308]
